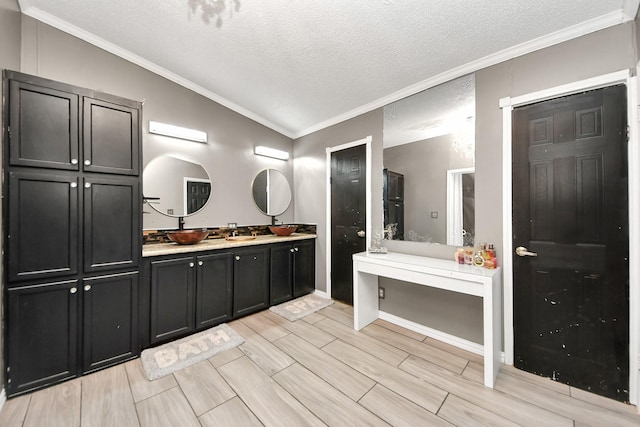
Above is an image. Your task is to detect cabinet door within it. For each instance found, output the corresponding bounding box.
[233,247,269,317]
[196,253,233,329]
[83,97,139,175]
[6,280,79,397]
[8,78,80,170]
[83,271,139,373]
[293,240,316,298]
[270,244,293,305]
[150,257,195,343]
[84,175,140,273]
[7,170,79,283]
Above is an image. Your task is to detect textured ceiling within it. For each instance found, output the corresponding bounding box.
[18,0,639,138]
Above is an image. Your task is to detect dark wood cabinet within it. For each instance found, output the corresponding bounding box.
[293,239,315,298]
[3,71,142,397]
[7,169,79,283]
[82,271,139,373]
[196,252,233,329]
[149,257,195,344]
[6,280,79,396]
[233,246,270,317]
[83,97,139,176]
[83,175,140,273]
[149,252,233,344]
[270,239,315,305]
[8,78,80,170]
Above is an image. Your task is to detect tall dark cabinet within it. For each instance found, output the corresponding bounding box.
[3,71,142,397]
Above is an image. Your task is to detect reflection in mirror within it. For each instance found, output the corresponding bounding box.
[383,74,475,246]
[143,154,212,217]
[252,169,292,217]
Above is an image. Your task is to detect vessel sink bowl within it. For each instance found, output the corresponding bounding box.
[166,229,209,245]
[269,225,297,236]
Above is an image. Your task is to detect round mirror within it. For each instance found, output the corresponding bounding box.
[252,169,292,216]
[143,154,212,217]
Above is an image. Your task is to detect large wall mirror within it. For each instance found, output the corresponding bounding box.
[252,169,292,217]
[143,153,212,217]
[383,74,475,246]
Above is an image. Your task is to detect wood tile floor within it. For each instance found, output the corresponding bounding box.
[2,301,640,426]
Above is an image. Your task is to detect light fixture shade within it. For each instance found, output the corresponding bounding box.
[254,145,290,160]
[149,121,207,143]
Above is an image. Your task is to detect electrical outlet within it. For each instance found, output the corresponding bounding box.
[378,287,385,299]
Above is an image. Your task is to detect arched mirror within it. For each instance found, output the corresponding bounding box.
[252,169,292,217]
[383,73,475,246]
[143,154,212,217]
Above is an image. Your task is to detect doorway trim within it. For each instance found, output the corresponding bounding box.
[325,135,372,299]
[446,167,475,246]
[500,69,639,405]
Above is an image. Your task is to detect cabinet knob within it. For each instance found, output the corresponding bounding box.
[84,284,91,291]
[198,261,203,266]
[294,247,299,252]
[85,182,91,188]
[290,248,295,253]
[70,287,77,294]
[70,182,77,188]
[189,262,195,268]
[235,256,240,261]
[84,159,91,166]
[71,158,78,165]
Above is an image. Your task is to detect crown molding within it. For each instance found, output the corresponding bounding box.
[17,3,632,141]
[18,5,296,139]
[292,9,629,139]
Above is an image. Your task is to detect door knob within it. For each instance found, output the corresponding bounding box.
[515,246,538,257]
[357,230,366,238]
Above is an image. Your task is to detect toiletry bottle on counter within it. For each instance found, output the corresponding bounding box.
[455,248,465,264]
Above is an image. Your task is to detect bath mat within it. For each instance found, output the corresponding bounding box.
[141,323,244,380]
[269,293,334,321]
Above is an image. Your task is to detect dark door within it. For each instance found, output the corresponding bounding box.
[150,257,195,343]
[512,85,629,402]
[270,244,294,305]
[7,169,79,282]
[293,239,316,298]
[83,175,140,273]
[7,77,80,170]
[187,180,211,214]
[196,252,233,329]
[82,271,139,373]
[6,280,79,397]
[331,144,366,304]
[83,96,139,175]
[233,247,269,317]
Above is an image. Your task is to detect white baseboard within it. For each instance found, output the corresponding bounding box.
[379,310,505,363]
[314,289,328,299]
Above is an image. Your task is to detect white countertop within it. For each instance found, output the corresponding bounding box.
[143,233,317,257]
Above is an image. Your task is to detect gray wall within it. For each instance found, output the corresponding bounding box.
[0,0,21,397]
[293,110,384,295]
[296,22,638,345]
[18,16,295,231]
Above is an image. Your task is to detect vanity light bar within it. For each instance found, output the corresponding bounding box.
[254,145,290,160]
[149,121,208,143]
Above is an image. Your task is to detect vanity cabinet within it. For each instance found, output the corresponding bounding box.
[233,246,270,317]
[3,71,142,397]
[142,237,315,345]
[149,252,233,344]
[270,239,315,305]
